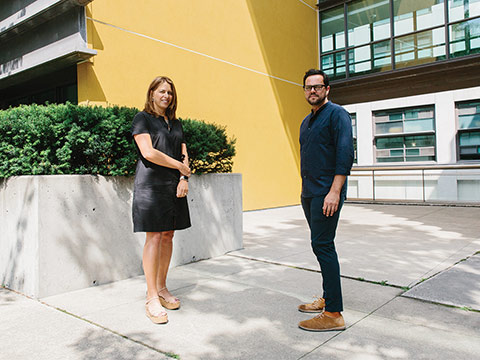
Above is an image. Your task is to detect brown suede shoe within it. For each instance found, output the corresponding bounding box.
[298,297,325,313]
[298,312,346,332]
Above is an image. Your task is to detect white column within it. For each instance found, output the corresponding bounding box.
[356,103,374,166]
[434,91,456,164]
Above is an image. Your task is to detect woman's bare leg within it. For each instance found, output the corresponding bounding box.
[144,232,162,298]
[143,232,167,319]
[156,230,178,302]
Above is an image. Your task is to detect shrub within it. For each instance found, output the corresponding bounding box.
[0,103,236,177]
[181,118,236,174]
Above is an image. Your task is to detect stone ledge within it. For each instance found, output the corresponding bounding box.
[0,174,242,298]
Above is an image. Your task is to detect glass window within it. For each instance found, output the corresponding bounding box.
[351,113,358,163]
[321,52,347,80]
[448,0,480,22]
[348,0,391,47]
[374,106,436,163]
[457,100,480,160]
[449,17,480,57]
[376,136,404,149]
[321,6,345,52]
[348,40,392,76]
[375,107,434,134]
[395,28,446,68]
[394,0,445,36]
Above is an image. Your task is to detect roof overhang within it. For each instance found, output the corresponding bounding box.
[0,0,93,42]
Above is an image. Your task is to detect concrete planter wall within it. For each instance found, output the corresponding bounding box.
[0,174,242,298]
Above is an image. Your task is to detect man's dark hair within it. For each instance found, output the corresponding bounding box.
[303,69,330,87]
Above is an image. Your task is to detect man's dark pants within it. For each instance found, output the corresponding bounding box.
[301,190,346,312]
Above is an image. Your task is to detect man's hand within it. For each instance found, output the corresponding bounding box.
[323,191,340,217]
[323,175,346,217]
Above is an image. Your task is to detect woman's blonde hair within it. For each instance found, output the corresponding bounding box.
[143,76,178,120]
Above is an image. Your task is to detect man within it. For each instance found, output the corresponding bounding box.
[297,69,354,332]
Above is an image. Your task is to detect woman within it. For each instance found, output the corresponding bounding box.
[131,76,191,324]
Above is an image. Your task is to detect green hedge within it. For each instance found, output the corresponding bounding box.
[0,103,236,177]
[181,118,236,174]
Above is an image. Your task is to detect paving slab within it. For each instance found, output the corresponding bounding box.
[220,255,403,315]
[336,204,480,287]
[42,275,356,360]
[403,254,480,311]
[302,314,480,360]
[373,296,480,337]
[41,266,214,317]
[236,204,480,288]
[0,288,170,360]
[40,254,395,360]
[174,253,267,278]
[3,203,479,360]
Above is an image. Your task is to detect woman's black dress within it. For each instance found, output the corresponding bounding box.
[131,111,191,232]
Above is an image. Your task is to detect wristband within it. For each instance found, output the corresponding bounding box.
[180,175,189,182]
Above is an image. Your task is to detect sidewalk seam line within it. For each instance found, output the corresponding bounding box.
[407,247,480,288]
[41,301,180,359]
[227,253,406,289]
[296,295,401,360]
[400,294,480,313]
[228,254,480,312]
[2,287,180,360]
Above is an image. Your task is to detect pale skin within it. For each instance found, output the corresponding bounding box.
[304,74,345,318]
[134,81,191,316]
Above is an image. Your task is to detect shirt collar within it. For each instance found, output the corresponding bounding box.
[311,101,330,116]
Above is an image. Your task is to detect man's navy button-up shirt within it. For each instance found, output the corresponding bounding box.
[299,101,354,198]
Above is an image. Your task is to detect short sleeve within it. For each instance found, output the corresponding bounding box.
[131,112,150,136]
[178,120,186,144]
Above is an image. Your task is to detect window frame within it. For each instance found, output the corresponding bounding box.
[372,105,438,164]
[319,0,480,82]
[455,99,480,161]
[351,112,358,164]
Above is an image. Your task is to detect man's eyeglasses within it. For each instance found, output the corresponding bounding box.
[303,84,327,92]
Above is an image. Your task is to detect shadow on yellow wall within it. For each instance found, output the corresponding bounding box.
[77,8,106,105]
[86,7,104,50]
[77,62,106,104]
[245,0,318,174]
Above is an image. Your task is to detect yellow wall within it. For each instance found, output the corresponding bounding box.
[79,0,318,210]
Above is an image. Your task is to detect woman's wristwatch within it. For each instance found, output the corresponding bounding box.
[180,175,189,182]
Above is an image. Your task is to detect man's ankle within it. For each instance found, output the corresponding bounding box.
[324,311,342,318]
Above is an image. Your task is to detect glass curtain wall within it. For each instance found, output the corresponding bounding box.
[347,0,392,77]
[449,0,480,57]
[321,6,347,79]
[394,0,446,68]
[320,0,480,79]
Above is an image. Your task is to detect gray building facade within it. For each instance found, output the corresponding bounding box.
[317,0,480,203]
[0,0,95,108]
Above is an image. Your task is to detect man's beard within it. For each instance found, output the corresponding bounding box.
[308,94,326,107]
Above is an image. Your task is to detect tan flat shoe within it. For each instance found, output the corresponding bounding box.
[158,287,181,310]
[145,296,168,324]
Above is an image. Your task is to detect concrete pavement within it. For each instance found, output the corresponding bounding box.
[1,203,480,359]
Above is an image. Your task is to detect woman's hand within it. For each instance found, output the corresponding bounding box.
[176,179,189,198]
[178,162,191,176]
